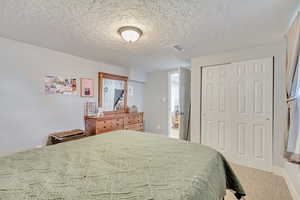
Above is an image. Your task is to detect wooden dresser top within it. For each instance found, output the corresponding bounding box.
[86,112,143,121]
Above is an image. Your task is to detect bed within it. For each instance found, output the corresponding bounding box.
[0,130,245,200]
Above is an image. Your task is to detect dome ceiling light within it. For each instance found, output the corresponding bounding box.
[118,26,143,43]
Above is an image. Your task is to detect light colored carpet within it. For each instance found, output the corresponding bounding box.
[225,164,293,200]
[169,127,179,139]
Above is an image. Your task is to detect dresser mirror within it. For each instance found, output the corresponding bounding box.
[98,72,128,113]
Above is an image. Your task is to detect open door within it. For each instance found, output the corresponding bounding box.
[179,68,191,140]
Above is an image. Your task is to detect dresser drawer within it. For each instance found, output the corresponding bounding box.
[97,118,123,125]
[112,118,124,127]
[85,113,143,135]
[96,118,124,134]
[124,123,144,131]
[124,113,143,125]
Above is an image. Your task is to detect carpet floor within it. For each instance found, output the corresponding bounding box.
[225,164,292,200]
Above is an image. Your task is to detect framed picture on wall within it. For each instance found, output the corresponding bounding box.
[45,75,77,95]
[80,78,94,97]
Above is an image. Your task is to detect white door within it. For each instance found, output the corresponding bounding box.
[201,58,273,171]
[179,68,191,140]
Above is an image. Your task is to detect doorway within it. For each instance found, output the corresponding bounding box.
[168,70,180,139]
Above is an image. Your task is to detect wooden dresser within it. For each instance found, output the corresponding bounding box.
[85,112,144,135]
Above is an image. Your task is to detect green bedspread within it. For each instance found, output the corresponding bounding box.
[0,131,245,200]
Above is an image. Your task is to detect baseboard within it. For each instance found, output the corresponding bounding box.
[272,167,285,176]
[272,167,300,200]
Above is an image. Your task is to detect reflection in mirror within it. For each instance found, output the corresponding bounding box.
[99,72,128,113]
[102,78,126,112]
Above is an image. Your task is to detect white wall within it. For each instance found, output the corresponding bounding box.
[129,67,147,83]
[0,37,130,156]
[191,41,286,167]
[144,70,169,135]
[128,80,144,112]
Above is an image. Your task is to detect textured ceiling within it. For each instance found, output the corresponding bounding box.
[0,0,299,71]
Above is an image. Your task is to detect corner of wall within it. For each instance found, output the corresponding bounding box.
[129,67,147,83]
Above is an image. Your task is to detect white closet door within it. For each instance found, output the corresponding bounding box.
[201,58,273,171]
[201,64,232,159]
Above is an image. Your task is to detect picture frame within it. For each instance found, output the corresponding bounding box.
[44,75,77,95]
[80,78,94,97]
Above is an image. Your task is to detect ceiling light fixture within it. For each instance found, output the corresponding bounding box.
[118,26,143,43]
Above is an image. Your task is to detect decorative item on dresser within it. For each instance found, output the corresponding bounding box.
[85,112,144,135]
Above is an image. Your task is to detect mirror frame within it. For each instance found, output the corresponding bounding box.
[98,72,128,114]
